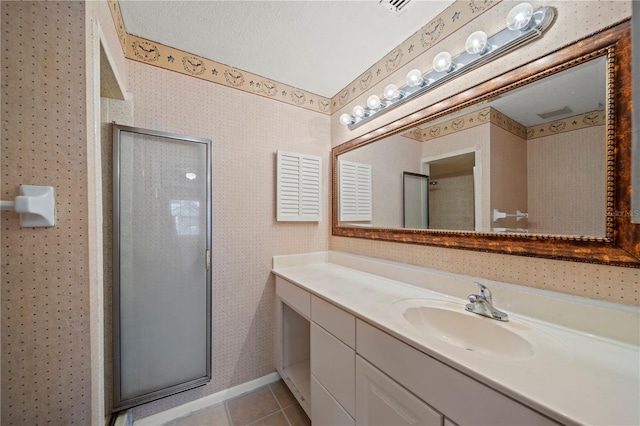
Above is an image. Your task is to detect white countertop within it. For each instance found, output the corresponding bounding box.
[272,251,640,426]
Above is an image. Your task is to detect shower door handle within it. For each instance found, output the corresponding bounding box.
[205,250,211,271]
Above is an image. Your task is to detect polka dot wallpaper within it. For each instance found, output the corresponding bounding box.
[125,60,330,419]
[1,2,92,424]
[0,1,636,425]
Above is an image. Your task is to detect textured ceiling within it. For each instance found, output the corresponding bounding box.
[118,0,455,98]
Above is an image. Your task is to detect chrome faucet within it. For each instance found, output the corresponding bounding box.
[465,283,509,321]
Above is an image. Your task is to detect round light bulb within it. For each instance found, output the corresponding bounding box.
[384,84,400,100]
[185,172,196,180]
[405,69,423,87]
[339,113,352,126]
[465,31,488,55]
[506,2,534,31]
[367,95,382,109]
[352,105,365,119]
[432,51,453,73]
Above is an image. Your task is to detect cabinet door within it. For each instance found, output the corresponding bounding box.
[312,376,355,426]
[356,320,559,426]
[311,323,355,416]
[356,356,443,426]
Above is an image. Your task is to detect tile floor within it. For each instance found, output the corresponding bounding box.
[161,380,311,426]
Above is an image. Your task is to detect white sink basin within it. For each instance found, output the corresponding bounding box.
[392,299,572,365]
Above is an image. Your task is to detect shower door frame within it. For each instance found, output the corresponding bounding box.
[402,171,430,229]
[112,124,212,412]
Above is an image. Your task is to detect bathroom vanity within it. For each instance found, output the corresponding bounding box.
[273,252,639,426]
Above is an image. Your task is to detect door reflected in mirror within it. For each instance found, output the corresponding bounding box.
[337,56,607,237]
[403,172,430,229]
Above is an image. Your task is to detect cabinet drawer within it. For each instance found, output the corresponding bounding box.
[356,355,442,425]
[311,376,355,426]
[311,323,355,417]
[276,277,310,319]
[356,320,559,426]
[312,295,356,349]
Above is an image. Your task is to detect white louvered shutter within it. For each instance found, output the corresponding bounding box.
[277,150,322,221]
[339,160,372,221]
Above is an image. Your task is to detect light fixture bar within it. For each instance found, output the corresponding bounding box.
[343,4,555,130]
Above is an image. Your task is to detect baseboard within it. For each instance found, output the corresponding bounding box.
[133,372,281,426]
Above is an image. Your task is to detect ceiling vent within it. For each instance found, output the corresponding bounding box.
[536,106,573,120]
[379,0,412,16]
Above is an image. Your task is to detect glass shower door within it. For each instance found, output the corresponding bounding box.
[113,124,211,411]
[403,172,430,229]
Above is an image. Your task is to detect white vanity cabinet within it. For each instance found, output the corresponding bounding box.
[275,277,311,416]
[276,277,357,424]
[276,275,560,426]
[273,252,640,426]
[310,295,356,425]
[355,355,442,425]
[356,320,560,426]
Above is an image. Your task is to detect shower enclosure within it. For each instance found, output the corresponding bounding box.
[403,171,430,229]
[112,124,212,411]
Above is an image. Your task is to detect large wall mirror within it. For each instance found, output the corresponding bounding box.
[332,22,640,267]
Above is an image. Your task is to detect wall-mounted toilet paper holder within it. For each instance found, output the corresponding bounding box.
[0,185,56,227]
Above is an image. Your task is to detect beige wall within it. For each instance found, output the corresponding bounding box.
[86,0,128,95]
[428,172,475,230]
[527,126,606,236]
[330,1,638,307]
[490,124,528,230]
[125,60,330,419]
[1,2,92,424]
[422,124,491,228]
[340,134,422,228]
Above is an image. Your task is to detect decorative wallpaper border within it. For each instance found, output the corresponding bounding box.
[402,107,605,141]
[107,1,330,114]
[330,0,501,113]
[124,34,332,114]
[526,110,606,139]
[108,0,500,115]
[107,0,127,53]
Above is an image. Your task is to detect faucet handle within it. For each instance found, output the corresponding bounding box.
[475,282,492,303]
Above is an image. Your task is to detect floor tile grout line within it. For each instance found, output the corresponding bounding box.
[268,385,285,411]
[271,382,297,411]
[281,407,295,426]
[268,385,293,426]
[272,381,311,426]
[228,384,286,426]
[224,400,235,426]
[169,382,305,426]
[245,409,288,426]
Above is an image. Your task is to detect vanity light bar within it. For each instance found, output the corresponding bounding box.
[341,3,555,130]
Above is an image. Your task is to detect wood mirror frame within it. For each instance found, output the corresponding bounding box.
[332,21,640,267]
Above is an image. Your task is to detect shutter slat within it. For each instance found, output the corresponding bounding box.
[277,150,322,221]
[339,160,372,222]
